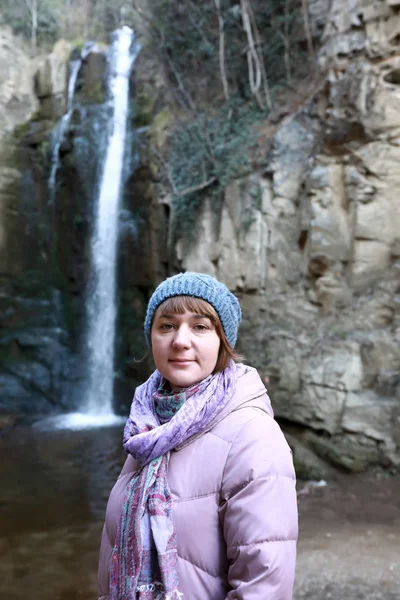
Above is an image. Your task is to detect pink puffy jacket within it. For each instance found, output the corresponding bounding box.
[98,364,298,599]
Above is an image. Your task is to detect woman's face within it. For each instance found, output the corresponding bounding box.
[151,306,221,389]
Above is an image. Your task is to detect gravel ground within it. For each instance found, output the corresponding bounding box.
[295,471,400,600]
[295,523,399,599]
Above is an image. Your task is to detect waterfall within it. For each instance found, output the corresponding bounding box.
[48,43,94,204]
[84,27,140,416]
[37,28,140,431]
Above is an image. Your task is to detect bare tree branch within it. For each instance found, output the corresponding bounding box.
[240,0,272,110]
[162,44,196,111]
[151,144,216,198]
[132,0,195,112]
[23,0,38,55]
[284,0,292,84]
[214,0,230,101]
[301,0,315,58]
[172,176,217,197]
[186,0,213,49]
[245,0,273,110]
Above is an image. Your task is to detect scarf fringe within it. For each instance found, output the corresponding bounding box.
[155,591,184,600]
[136,582,183,598]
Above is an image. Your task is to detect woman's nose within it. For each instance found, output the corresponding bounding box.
[172,326,191,348]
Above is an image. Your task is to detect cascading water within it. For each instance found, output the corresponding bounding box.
[38,28,140,431]
[83,27,140,418]
[48,43,94,204]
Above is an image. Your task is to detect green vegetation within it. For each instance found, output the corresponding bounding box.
[146,0,313,106]
[0,0,136,52]
[167,99,264,242]
[142,0,317,242]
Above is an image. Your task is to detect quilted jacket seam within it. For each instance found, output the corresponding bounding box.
[223,472,295,500]
[173,490,219,502]
[230,538,297,549]
[178,553,220,578]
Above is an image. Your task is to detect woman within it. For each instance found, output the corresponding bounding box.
[98,272,298,600]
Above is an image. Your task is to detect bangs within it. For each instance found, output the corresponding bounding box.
[153,294,243,371]
[157,295,219,322]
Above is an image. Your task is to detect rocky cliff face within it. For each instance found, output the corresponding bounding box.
[0,28,75,414]
[172,0,400,473]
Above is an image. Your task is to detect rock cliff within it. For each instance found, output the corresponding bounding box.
[172,0,400,472]
[0,27,74,414]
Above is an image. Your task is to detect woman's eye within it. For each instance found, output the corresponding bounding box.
[194,324,208,331]
[160,323,174,331]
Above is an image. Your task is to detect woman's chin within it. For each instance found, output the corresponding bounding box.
[164,365,204,389]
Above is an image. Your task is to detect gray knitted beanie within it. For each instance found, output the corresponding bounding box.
[144,272,242,348]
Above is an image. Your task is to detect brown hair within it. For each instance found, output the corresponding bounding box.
[154,295,242,373]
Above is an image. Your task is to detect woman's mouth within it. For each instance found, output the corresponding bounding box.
[169,359,194,365]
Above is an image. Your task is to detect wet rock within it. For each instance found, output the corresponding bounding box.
[78,49,107,105]
[34,40,72,104]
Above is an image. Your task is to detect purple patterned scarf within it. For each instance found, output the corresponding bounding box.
[110,360,237,599]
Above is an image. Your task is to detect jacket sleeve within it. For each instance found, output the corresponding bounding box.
[219,411,298,600]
